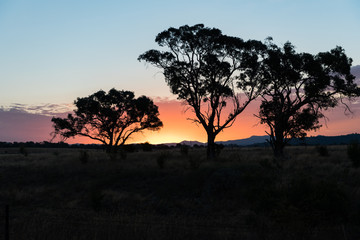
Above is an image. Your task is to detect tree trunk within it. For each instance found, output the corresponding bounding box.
[273,126,285,158]
[273,142,284,158]
[207,132,216,160]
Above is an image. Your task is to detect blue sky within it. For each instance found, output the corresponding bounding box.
[1,0,359,106]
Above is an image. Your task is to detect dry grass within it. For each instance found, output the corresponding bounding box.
[0,145,359,239]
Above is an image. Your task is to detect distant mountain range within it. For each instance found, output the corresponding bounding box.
[166,133,360,147]
[217,135,270,146]
[287,134,360,146]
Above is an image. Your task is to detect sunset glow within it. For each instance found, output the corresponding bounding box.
[0,1,359,144]
[1,97,359,145]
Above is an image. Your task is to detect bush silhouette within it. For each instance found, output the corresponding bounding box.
[348,141,360,167]
[142,142,153,152]
[316,145,329,157]
[180,144,189,156]
[19,145,28,156]
[156,152,169,169]
[79,150,89,164]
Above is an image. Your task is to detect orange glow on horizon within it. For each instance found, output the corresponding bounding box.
[63,98,360,145]
[67,99,269,145]
[65,99,360,145]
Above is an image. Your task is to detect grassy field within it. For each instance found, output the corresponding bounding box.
[0,145,360,239]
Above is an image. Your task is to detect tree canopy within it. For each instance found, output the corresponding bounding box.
[256,39,359,157]
[51,88,163,153]
[138,24,266,159]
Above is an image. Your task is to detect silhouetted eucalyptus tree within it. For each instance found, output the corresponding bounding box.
[51,88,163,153]
[256,39,359,157]
[139,24,265,159]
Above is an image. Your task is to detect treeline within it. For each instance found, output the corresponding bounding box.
[0,141,100,149]
[0,141,209,151]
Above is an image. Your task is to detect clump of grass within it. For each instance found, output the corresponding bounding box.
[90,188,104,211]
[79,150,89,164]
[348,141,360,168]
[19,145,28,156]
[180,144,189,156]
[316,145,329,157]
[107,148,127,161]
[215,143,224,157]
[188,155,202,169]
[258,158,276,170]
[108,152,116,161]
[119,149,127,160]
[156,152,169,169]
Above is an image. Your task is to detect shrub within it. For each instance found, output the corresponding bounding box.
[142,142,153,152]
[188,155,202,169]
[348,141,360,168]
[180,144,189,156]
[316,145,329,157]
[79,150,89,164]
[287,178,349,225]
[90,188,104,211]
[108,152,118,161]
[156,152,169,169]
[19,145,28,156]
[119,148,127,160]
[215,143,224,157]
[123,144,136,153]
[258,158,276,170]
[120,151,127,160]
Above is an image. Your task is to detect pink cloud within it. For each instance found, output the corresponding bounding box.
[0,108,54,142]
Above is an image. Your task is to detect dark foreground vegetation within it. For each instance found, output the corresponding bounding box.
[1,146,360,239]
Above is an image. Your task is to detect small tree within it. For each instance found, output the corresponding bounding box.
[139,24,266,159]
[51,88,163,153]
[256,39,359,157]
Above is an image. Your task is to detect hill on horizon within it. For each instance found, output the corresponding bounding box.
[165,133,360,147]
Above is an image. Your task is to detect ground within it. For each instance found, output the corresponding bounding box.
[0,145,359,239]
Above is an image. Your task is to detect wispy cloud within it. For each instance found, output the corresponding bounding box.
[0,108,52,142]
[0,103,74,116]
[0,103,74,142]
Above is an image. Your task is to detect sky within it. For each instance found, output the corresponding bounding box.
[0,0,360,144]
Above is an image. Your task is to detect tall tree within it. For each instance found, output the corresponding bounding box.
[138,24,265,159]
[256,39,359,157]
[51,88,163,153]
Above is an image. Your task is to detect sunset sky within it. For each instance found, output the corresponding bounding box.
[1,0,360,144]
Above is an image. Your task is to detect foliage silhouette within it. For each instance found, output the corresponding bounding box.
[139,24,266,159]
[256,39,359,157]
[51,88,163,153]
